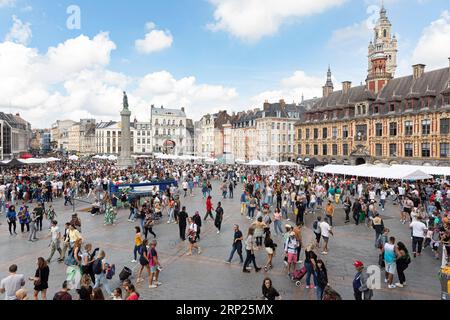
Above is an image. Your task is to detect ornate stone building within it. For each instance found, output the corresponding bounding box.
[295,6,450,166]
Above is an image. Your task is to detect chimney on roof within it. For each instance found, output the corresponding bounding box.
[279,99,286,109]
[342,81,352,94]
[161,105,164,109]
[15,113,20,117]
[264,101,270,111]
[181,107,185,113]
[412,64,426,80]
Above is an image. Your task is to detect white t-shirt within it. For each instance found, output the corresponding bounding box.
[0,274,25,300]
[319,221,331,238]
[410,221,427,238]
[51,226,60,242]
[380,190,387,200]
[398,187,405,196]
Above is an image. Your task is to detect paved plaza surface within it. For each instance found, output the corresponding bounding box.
[0,180,443,300]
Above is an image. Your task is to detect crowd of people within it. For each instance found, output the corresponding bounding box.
[0,157,449,300]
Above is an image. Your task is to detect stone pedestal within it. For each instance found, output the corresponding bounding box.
[117,108,135,169]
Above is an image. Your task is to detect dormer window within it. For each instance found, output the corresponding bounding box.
[374,105,379,114]
[389,103,395,112]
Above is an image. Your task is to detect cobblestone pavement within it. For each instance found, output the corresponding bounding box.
[0,181,443,300]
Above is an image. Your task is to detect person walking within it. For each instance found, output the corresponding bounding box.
[319,217,333,255]
[47,220,62,263]
[131,227,143,263]
[143,211,156,239]
[178,207,188,241]
[263,231,277,271]
[18,206,30,233]
[372,213,385,249]
[343,196,352,224]
[410,216,427,258]
[148,240,162,289]
[240,191,247,216]
[28,209,38,242]
[284,231,299,275]
[273,207,283,236]
[304,243,318,289]
[6,205,17,236]
[243,228,261,273]
[58,223,71,263]
[225,224,244,264]
[316,259,328,300]
[382,236,399,289]
[352,199,362,225]
[312,217,322,249]
[353,261,373,300]
[92,250,112,296]
[395,241,411,288]
[30,257,50,300]
[204,196,214,221]
[0,264,26,300]
[214,202,224,234]
[325,201,334,227]
[136,239,151,286]
[187,217,201,255]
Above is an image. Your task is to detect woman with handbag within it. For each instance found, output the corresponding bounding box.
[30,257,50,300]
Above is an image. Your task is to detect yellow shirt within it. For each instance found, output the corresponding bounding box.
[68,229,82,243]
[135,233,143,246]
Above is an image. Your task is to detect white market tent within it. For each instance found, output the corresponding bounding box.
[263,160,281,166]
[204,158,217,163]
[245,159,264,166]
[391,164,450,177]
[279,161,300,167]
[235,159,246,164]
[315,164,433,180]
[68,155,79,161]
[18,158,61,164]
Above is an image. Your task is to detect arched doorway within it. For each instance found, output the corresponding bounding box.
[355,157,366,166]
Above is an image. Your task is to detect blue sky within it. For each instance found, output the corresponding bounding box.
[0,0,449,127]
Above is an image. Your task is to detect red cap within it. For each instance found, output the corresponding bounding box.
[353,261,364,268]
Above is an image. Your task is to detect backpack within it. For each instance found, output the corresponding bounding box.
[105,264,115,280]
[93,259,103,275]
[313,221,319,232]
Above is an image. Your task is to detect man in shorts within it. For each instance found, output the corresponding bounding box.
[148,240,162,289]
[382,236,399,289]
[319,218,333,255]
[284,232,299,275]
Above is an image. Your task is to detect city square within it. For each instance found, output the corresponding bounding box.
[0,0,450,303]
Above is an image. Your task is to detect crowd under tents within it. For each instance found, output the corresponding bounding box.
[314,163,436,180]
[244,160,300,167]
[1,158,61,167]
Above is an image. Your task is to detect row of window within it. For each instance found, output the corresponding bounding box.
[154,119,184,126]
[270,123,294,131]
[298,118,450,140]
[299,143,450,158]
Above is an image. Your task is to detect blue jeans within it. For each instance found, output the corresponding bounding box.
[128,208,136,220]
[281,207,288,219]
[305,262,318,287]
[168,208,175,222]
[227,245,243,263]
[133,245,141,261]
[273,220,283,235]
[316,286,324,300]
[94,273,112,295]
[248,207,255,218]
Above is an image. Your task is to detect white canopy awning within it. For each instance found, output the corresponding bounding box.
[245,159,264,166]
[315,164,433,180]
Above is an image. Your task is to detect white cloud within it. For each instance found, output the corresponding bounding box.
[411,10,450,70]
[0,32,237,128]
[329,20,372,50]
[135,22,173,54]
[5,15,32,45]
[135,71,238,120]
[207,0,346,42]
[251,70,332,105]
[0,0,15,8]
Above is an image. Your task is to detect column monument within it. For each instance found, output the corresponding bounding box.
[117,91,135,169]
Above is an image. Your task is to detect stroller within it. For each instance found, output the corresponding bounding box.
[290,266,307,287]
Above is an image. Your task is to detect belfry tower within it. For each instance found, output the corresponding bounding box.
[366,3,397,93]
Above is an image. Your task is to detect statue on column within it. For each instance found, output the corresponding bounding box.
[123,91,129,110]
